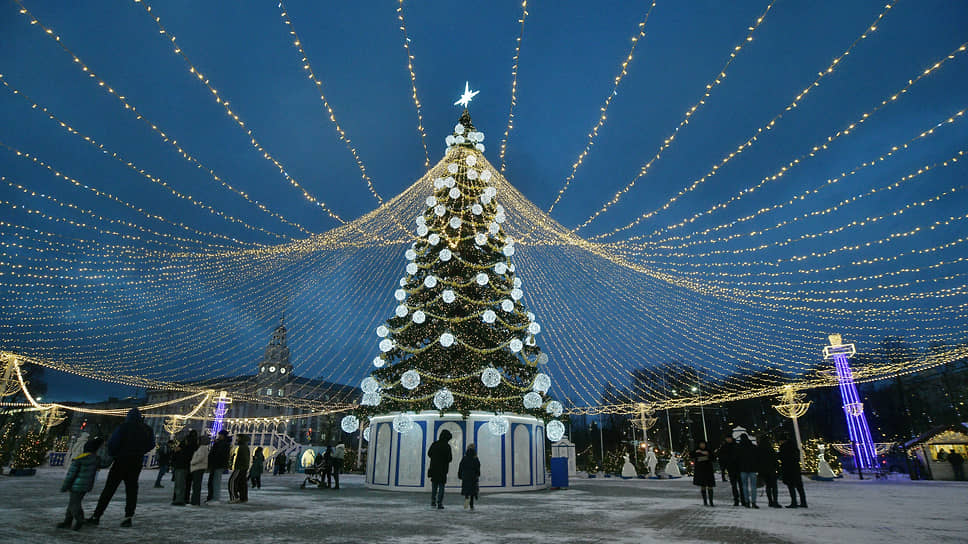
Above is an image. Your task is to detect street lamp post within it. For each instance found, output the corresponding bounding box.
[691,384,708,442]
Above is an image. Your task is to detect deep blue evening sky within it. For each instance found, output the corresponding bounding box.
[2,1,967,402]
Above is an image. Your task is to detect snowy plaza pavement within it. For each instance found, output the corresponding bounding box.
[1,468,965,544]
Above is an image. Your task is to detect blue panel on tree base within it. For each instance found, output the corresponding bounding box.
[550,457,568,489]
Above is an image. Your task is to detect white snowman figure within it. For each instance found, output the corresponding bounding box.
[664,451,682,478]
[817,444,836,479]
[621,454,637,479]
[645,448,659,477]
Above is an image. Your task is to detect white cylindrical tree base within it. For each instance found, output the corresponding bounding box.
[365,411,548,493]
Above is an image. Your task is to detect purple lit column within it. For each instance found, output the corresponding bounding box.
[823,335,877,471]
[210,391,231,436]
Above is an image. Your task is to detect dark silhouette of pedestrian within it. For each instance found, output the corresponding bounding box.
[427,429,453,509]
[458,444,481,510]
[737,434,758,508]
[692,441,716,506]
[716,435,745,506]
[154,440,173,488]
[206,430,231,503]
[779,435,807,508]
[57,436,104,530]
[757,436,781,508]
[88,408,156,527]
[249,447,265,489]
[948,451,965,481]
[228,434,250,503]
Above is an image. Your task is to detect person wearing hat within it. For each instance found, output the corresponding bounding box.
[88,408,155,528]
[427,429,453,509]
[206,430,231,503]
[58,436,105,530]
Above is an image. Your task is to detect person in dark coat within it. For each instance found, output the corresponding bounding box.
[170,430,197,506]
[779,435,807,508]
[716,435,745,506]
[757,437,781,508]
[89,408,156,527]
[228,434,250,503]
[321,446,334,488]
[692,441,716,506]
[737,434,758,508]
[249,447,265,489]
[154,440,173,488]
[206,430,231,502]
[427,429,453,509]
[58,437,104,530]
[457,444,481,510]
[274,451,287,475]
[948,451,965,481]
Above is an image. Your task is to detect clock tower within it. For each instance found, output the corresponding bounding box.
[256,315,293,397]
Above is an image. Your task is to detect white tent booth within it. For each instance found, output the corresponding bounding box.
[365,411,548,492]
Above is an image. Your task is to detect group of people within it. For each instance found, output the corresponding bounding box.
[426,429,481,510]
[310,444,346,488]
[692,433,807,509]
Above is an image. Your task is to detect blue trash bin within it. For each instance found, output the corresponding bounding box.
[551,457,568,489]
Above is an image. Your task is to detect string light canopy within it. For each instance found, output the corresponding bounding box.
[0,2,966,418]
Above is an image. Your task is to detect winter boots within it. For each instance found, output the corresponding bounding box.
[120,517,133,527]
[464,498,470,509]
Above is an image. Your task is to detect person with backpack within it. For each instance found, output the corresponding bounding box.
[88,408,156,528]
[427,429,453,509]
[57,437,104,530]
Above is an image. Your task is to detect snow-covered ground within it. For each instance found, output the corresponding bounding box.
[0,468,965,543]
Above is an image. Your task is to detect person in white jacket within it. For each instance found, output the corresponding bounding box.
[189,435,211,506]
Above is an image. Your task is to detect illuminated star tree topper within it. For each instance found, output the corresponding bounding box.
[453,81,480,108]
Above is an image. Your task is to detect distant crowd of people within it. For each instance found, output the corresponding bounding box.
[56,407,345,531]
[690,433,807,509]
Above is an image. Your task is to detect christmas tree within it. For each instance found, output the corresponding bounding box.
[342,104,564,442]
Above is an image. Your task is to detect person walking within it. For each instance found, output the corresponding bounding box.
[427,429,453,509]
[779,435,807,508]
[737,434,758,508]
[716,435,745,506]
[458,444,480,510]
[171,430,197,506]
[189,434,210,505]
[88,408,156,528]
[331,443,345,490]
[206,430,231,503]
[757,436,781,508]
[948,450,965,481]
[274,451,287,475]
[321,446,333,488]
[154,440,173,488]
[228,434,250,503]
[692,441,716,507]
[249,447,265,489]
[57,437,104,530]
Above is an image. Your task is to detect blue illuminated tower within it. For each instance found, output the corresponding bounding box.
[822,334,877,471]
[210,390,231,436]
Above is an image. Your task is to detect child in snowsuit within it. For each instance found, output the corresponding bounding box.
[58,437,104,530]
[457,444,481,510]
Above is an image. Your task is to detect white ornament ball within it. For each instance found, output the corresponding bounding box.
[480,194,492,205]
[497,205,506,215]
[394,289,407,302]
[447,163,459,174]
[341,415,360,433]
[546,400,563,418]
[528,322,541,335]
[412,310,426,324]
[509,263,516,272]
[546,420,565,442]
[502,244,514,257]
[501,299,514,312]
[416,225,429,237]
[475,273,489,286]
[395,305,408,318]
[487,415,509,436]
[361,391,381,406]
[445,176,456,188]
[532,373,551,393]
[449,187,461,199]
[377,325,390,338]
[465,155,477,167]
[445,135,455,147]
[485,186,497,197]
[476,131,485,142]
[481,170,492,182]
[393,413,415,434]
[481,367,501,388]
[442,289,456,303]
[471,204,483,215]
[513,277,522,288]
[379,339,394,352]
[449,216,462,229]
[454,124,465,135]
[475,143,485,152]
[466,169,478,180]
[439,332,455,347]
[406,263,418,275]
[400,278,408,287]
[401,370,421,390]
[488,223,500,235]
[527,311,535,321]
[494,262,507,274]
[439,248,452,262]
[433,388,454,410]
[523,391,543,409]
[372,356,386,368]
[426,196,437,207]
[416,215,427,226]
[424,275,438,288]
[537,352,549,365]
[428,233,440,245]
[360,376,380,393]
[455,135,465,144]
[495,213,507,224]
[475,233,488,246]
[434,204,446,217]
[482,309,497,323]
[511,288,523,301]
[363,426,371,442]
[509,338,523,353]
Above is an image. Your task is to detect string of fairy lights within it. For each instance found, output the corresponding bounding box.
[1,1,966,419]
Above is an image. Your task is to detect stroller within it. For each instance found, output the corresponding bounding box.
[300,451,331,489]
